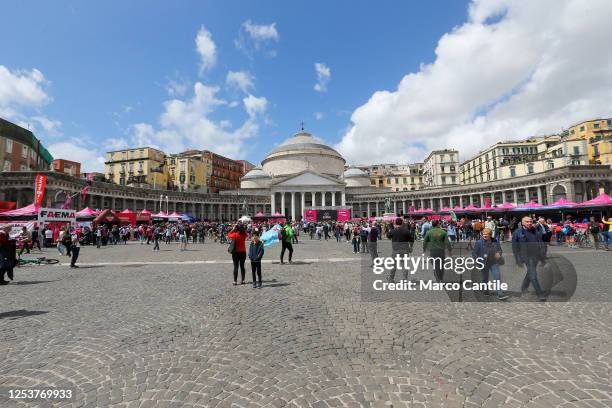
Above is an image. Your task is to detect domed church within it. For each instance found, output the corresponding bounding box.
[239,127,372,220]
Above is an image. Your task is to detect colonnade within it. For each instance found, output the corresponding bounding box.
[271,190,346,220]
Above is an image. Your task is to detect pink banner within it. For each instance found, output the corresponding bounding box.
[337,209,351,221]
[304,209,317,221]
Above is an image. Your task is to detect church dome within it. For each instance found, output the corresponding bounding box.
[261,130,345,178]
[343,167,371,187]
[240,167,271,189]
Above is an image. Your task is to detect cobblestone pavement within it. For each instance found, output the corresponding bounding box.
[1,238,611,407]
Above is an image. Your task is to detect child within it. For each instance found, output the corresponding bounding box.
[248,232,265,288]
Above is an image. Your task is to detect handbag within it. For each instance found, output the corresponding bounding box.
[227,239,235,254]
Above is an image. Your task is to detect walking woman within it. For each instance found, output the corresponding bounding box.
[473,227,508,300]
[227,222,248,285]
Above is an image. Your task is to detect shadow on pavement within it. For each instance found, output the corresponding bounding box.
[0,310,49,320]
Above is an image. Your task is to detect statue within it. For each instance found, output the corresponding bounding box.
[241,199,248,215]
[384,197,392,213]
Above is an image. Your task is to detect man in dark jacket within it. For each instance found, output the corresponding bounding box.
[387,218,415,283]
[512,216,546,301]
[0,225,17,284]
[423,220,451,282]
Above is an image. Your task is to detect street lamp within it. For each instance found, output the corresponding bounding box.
[159,194,163,213]
[165,195,169,213]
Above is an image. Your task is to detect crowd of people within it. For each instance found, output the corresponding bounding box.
[1,213,610,295]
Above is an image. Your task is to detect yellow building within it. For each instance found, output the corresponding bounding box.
[568,118,612,165]
[360,163,424,191]
[166,154,208,192]
[105,147,167,188]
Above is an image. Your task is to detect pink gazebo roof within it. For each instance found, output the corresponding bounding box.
[0,203,39,216]
[438,207,453,213]
[167,212,182,217]
[255,212,265,216]
[578,193,612,207]
[139,209,152,215]
[489,202,517,211]
[518,201,543,209]
[547,198,579,208]
[462,204,480,211]
[121,208,136,214]
[272,212,283,216]
[77,207,98,216]
[152,211,168,217]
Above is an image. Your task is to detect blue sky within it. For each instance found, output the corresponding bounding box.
[1,0,611,171]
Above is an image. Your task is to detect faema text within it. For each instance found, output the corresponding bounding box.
[38,208,77,222]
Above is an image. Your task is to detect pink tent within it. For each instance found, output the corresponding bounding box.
[382,215,398,221]
[438,207,452,213]
[139,209,152,215]
[255,212,264,216]
[546,198,579,208]
[451,206,465,213]
[152,211,168,218]
[121,209,136,214]
[272,212,283,216]
[462,204,480,212]
[489,202,516,211]
[77,207,98,216]
[167,212,182,218]
[578,193,612,207]
[517,201,543,209]
[0,203,39,216]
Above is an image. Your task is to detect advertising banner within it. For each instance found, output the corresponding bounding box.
[38,208,77,223]
[316,210,336,221]
[304,209,317,221]
[0,221,37,238]
[337,209,351,221]
[34,174,47,207]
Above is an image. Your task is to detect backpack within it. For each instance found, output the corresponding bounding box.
[590,224,601,234]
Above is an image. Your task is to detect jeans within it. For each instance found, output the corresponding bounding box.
[367,242,378,264]
[360,239,367,253]
[603,231,612,246]
[430,250,445,282]
[70,247,80,266]
[352,237,360,253]
[480,263,504,296]
[232,252,246,282]
[281,241,293,263]
[521,258,544,296]
[388,251,411,282]
[153,238,160,251]
[251,261,262,284]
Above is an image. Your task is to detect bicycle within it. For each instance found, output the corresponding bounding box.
[17,257,60,266]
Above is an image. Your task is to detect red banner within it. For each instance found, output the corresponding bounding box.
[337,209,351,221]
[34,174,47,207]
[304,209,317,221]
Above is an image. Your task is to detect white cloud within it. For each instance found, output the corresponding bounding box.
[243,94,268,118]
[314,112,324,120]
[129,83,267,158]
[195,25,217,73]
[336,0,612,165]
[226,70,255,93]
[166,77,189,97]
[0,65,51,119]
[314,63,331,92]
[47,139,106,173]
[235,20,279,57]
[32,116,62,137]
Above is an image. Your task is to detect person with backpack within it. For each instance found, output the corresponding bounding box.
[351,224,361,254]
[248,232,265,288]
[359,224,368,253]
[280,222,294,264]
[387,218,415,283]
[227,222,248,285]
[587,217,602,250]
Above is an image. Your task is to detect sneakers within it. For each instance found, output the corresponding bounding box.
[258,282,262,288]
[497,294,509,301]
[252,283,257,289]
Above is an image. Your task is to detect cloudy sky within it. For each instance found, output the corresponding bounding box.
[1,0,611,172]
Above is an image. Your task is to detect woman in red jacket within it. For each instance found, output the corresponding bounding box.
[227,222,249,285]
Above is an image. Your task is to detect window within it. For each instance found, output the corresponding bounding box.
[402,177,407,184]
[527,163,534,174]
[450,166,455,172]
[451,176,456,183]
[140,149,145,158]
[22,145,28,158]
[3,160,12,171]
[510,167,516,177]
[573,146,580,155]
[594,123,600,129]
[128,162,134,172]
[395,178,399,184]
[122,151,127,160]
[593,144,599,156]
[138,161,144,171]
[386,178,391,184]
[441,176,446,184]
[570,129,575,135]
[579,126,585,132]
[547,161,554,169]
[6,139,13,153]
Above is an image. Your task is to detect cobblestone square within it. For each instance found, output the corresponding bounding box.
[1,239,611,407]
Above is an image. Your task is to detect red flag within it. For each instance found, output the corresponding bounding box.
[34,174,47,207]
[61,195,72,209]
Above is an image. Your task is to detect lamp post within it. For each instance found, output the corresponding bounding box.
[159,194,163,213]
[165,196,169,213]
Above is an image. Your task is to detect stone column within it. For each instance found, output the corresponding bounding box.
[301,192,305,219]
[271,193,276,214]
[111,197,116,211]
[311,191,317,207]
[513,190,518,204]
[281,192,286,215]
[537,186,543,204]
[375,202,379,216]
[420,199,425,209]
[331,191,336,207]
[291,191,296,221]
[402,200,406,214]
[469,195,474,206]
[524,188,530,203]
[459,196,464,208]
[367,202,371,217]
[341,192,346,206]
[393,200,397,214]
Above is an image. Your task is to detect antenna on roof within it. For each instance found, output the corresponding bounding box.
[300,121,305,131]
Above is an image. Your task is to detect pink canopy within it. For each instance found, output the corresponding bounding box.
[255,212,265,216]
[547,198,579,208]
[0,203,39,216]
[451,206,465,213]
[518,201,543,209]
[152,211,168,218]
[382,215,398,221]
[139,209,152,215]
[438,207,453,213]
[462,204,480,212]
[76,207,98,217]
[489,202,517,211]
[121,208,136,214]
[272,212,283,216]
[167,212,182,217]
[578,193,612,207]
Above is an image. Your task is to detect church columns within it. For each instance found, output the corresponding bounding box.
[311,191,317,207]
[367,202,371,217]
[341,192,346,206]
[291,192,296,221]
[270,193,276,214]
[281,192,286,215]
[331,192,336,207]
[301,192,305,219]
